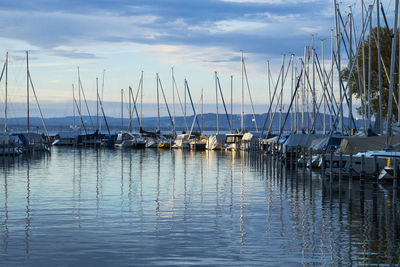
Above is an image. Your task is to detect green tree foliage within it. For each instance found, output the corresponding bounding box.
[342,27,400,121]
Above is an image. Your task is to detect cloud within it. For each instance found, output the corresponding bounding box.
[0,0,333,60]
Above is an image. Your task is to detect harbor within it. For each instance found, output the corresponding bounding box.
[2,0,400,265]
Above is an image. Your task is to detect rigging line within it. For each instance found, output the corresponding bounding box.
[260,63,284,136]
[316,50,339,111]
[185,80,201,132]
[97,89,110,134]
[276,69,304,141]
[78,77,94,128]
[324,3,373,147]
[173,76,188,131]
[28,72,49,138]
[265,56,294,137]
[338,8,368,116]
[0,60,6,84]
[130,75,142,129]
[189,94,203,137]
[314,54,338,118]
[242,58,259,132]
[302,59,326,132]
[129,86,141,130]
[330,46,363,131]
[313,56,337,130]
[216,75,232,131]
[158,76,175,129]
[73,96,87,135]
[266,56,294,135]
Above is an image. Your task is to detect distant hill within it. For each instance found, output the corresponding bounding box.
[0,112,360,134]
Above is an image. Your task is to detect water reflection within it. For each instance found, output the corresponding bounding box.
[2,166,8,252]
[25,161,31,255]
[0,148,400,265]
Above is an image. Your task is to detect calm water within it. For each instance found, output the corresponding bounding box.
[0,148,399,266]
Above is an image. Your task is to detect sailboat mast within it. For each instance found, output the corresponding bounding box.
[267,61,272,122]
[72,84,75,127]
[368,6,373,128]
[78,67,81,122]
[362,0,367,131]
[349,13,353,133]
[184,79,186,126]
[330,29,334,130]
[293,66,299,133]
[280,54,285,132]
[312,35,316,128]
[4,52,8,132]
[334,1,343,133]
[231,75,233,133]
[322,39,326,134]
[291,54,294,132]
[172,67,175,134]
[241,50,244,133]
[140,71,143,128]
[128,85,132,132]
[201,88,204,134]
[157,73,160,131]
[377,0,383,134]
[96,77,99,130]
[385,0,399,149]
[100,69,105,132]
[26,51,30,133]
[215,71,219,134]
[121,89,124,130]
[302,47,306,130]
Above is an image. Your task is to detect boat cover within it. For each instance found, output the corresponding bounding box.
[283,133,323,148]
[337,135,400,154]
[206,134,226,150]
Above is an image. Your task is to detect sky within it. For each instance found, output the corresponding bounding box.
[0,0,393,118]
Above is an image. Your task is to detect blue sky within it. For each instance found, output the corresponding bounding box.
[0,0,391,117]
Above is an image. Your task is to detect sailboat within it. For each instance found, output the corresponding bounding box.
[0,52,22,155]
[15,51,50,152]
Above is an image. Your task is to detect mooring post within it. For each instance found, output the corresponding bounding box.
[285,146,288,168]
[394,159,398,190]
[339,152,343,182]
[374,155,378,183]
[302,148,306,177]
[349,154,353,178]
[309,148,313,179]
[290,146,293,171]
[294,146,299,174]
[330,151,333,184]
[361,155,366,181]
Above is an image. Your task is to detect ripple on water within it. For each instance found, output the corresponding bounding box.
[0,147,399,265]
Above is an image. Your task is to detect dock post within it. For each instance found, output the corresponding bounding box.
[321,153,325,176]
[339,152,342,182]
[280,146,283,174]
[290,147,293,171]
[309,148,313,179]
[302,148,306,177]
[394,159,399,190]
[329,151,333,184]
[374,155,378,183]
[284,146,288,168]
[295,146,299,172]
[361,155,366,181]
[349,154,353,179]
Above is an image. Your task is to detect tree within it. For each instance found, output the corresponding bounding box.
[342,27,400,121]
